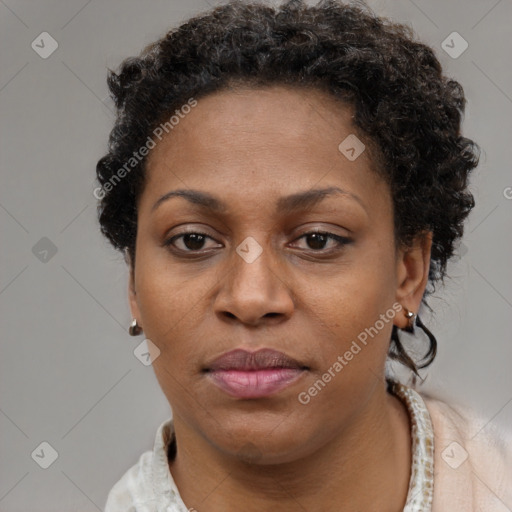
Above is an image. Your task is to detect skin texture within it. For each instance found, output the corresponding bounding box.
[128,85,432,512]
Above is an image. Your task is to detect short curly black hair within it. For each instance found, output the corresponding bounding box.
[95,0,480,375]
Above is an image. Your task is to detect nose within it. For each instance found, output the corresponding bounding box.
[213,240,295,327]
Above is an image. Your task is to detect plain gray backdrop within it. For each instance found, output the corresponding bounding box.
[1,0,511,510]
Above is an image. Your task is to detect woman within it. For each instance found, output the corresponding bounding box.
[97,1,512,510]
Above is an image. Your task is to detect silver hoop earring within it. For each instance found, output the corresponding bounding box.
[403,308,417,332]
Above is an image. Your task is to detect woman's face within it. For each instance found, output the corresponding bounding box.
[129,85,429,463]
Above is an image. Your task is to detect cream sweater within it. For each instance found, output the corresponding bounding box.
[104,388,512,511]
[422,392,512,510]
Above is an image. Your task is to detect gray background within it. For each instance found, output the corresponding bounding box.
[1,0,511,510]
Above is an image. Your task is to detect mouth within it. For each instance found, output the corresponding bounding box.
[203,348,309,399]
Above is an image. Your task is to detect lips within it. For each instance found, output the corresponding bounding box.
[204,348,308,399]
[206,348,306,372]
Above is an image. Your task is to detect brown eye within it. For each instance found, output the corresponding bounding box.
[164,232,221,252]
[305,232,329,250]
[292,231,352,252]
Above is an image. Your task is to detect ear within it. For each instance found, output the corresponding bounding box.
[394,231,432,329]
[126,251,141,324]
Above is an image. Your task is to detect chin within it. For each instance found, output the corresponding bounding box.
[203,413,317,465]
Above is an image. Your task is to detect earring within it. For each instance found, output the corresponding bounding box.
[390,308,438,380]
[403,307,417,332]
[129,318,143,336]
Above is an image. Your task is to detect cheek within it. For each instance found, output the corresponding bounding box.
[297,276,397,423]
[136,272,203,349]
[133,233,206,333]
[134,263,206,410]
[316,237,397,322]
[305,240,398,369]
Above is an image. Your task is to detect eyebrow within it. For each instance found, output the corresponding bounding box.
[151,186,365,215]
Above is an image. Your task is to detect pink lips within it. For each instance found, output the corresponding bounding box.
[205,348,307,399]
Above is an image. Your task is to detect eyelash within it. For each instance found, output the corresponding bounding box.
[163,230,352,255]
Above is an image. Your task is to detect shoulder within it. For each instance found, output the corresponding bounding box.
[419,391,512,511]
[103,449,156,512]
[103,417,178,512]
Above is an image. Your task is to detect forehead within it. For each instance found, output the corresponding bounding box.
[141,85,387,217]
[147,85,366,164]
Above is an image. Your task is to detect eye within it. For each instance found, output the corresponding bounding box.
[291,231,352,252]
[164,231,221,253]
[163,229,352,255]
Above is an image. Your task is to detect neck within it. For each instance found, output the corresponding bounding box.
[169,383,411,512]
